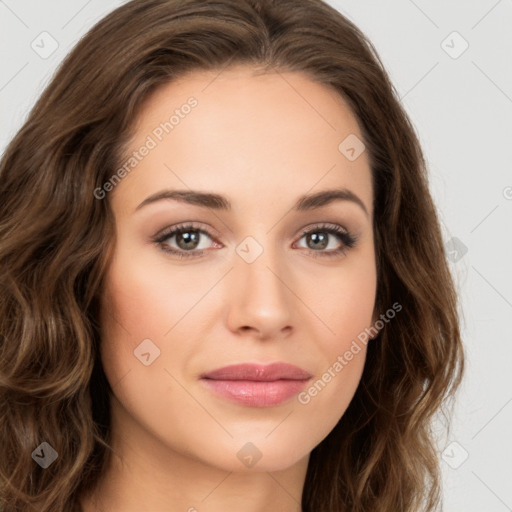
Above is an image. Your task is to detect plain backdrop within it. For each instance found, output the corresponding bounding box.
[1,1,511,510]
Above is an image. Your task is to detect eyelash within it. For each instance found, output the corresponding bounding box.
[153,222,358,260]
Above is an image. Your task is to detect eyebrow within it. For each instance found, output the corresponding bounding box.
[135,187,369,217]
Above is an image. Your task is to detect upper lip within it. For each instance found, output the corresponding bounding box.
[200,362,312,381]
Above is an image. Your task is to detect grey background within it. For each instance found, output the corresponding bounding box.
[1,1,511,510]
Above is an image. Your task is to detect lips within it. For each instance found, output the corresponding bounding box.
[201,362,312,381]
[200,363,312,407]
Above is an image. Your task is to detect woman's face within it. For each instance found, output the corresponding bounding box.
[100,65,377,473]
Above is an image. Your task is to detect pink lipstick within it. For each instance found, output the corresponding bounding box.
[200,362,312,407]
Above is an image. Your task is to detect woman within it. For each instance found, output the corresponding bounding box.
[0,0,464,510]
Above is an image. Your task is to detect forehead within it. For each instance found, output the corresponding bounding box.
[115,65,372,216]
[135,65,364,147]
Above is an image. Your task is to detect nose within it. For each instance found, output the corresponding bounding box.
[225,248,294,341]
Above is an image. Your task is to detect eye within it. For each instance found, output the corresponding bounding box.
[154,223,220,258]
[295,223,358,258]
[153,222,358,260]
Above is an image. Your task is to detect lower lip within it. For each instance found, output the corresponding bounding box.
[201,379,309,407]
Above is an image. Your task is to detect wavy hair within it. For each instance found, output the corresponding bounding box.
[0,0,464,510]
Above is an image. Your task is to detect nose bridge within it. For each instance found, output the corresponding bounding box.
[240,247,285,299]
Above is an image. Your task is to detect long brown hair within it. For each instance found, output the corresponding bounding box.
[0,0,464,510]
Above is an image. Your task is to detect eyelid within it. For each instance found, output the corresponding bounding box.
[153,221,222,243]
[298,221,349,236]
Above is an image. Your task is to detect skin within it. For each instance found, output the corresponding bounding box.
[82,65,377,512]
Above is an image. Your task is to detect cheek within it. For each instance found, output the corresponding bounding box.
[298,262,376,409]
[100,249,207,340]
[296,273,373,427]
[97,263,191,441]
[296,344,366,452]
[309,260,377,344]
[98,254,166,389]
[98,248,215,399]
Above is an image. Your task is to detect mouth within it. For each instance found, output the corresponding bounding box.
[199,362,312,407]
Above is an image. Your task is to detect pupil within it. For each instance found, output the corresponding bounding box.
[177,230,199,250]
[308,232,328,250]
